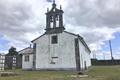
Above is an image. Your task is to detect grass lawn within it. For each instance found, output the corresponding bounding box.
[0,66,120,80]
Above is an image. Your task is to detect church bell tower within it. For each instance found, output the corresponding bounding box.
[45,0,65,34]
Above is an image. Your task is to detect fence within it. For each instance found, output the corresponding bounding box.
[0,55,5,71]
[91,59,120,65]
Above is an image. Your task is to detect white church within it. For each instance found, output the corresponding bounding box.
[19,1,91,71]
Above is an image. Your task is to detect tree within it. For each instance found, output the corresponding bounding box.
[6,46,18,56]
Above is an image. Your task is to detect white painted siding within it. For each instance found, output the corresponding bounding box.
[22,54,33,70]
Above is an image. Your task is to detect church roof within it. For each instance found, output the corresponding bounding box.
[31,33,45,42]
[18,47,33,55]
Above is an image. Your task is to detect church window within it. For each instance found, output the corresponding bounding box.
[51,35,58,44]
[24,55,29,62]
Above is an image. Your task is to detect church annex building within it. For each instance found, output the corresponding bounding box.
[19,1,91,71]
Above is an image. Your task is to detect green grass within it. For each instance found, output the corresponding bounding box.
[87,66,120,80]
[1,66,120,80]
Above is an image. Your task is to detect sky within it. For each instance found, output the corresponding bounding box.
[0,0,120,59]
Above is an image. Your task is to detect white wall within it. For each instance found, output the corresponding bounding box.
[79,40,91,70]
[32,31,91,71]
[22,54,33,70]
[33,32,77,70]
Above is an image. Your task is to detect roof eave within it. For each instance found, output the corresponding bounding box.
[78,35,91,53]
[31,33,45,43]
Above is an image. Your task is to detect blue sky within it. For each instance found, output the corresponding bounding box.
[96,32,120,60]
[0,35,10,53]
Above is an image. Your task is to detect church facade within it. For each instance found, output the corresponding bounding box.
[21,1,91,71]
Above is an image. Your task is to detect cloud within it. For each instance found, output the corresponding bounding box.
[0,0,48,51]
[0,0,120,56]
[62,0,120,53]
[96,48,120,60]
[64,0,120,27]
[0,0,32,50]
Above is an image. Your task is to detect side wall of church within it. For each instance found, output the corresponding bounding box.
[79,40,91,70]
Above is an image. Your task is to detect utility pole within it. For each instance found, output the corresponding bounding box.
[109,40,114,60]
[103,53,105,60]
